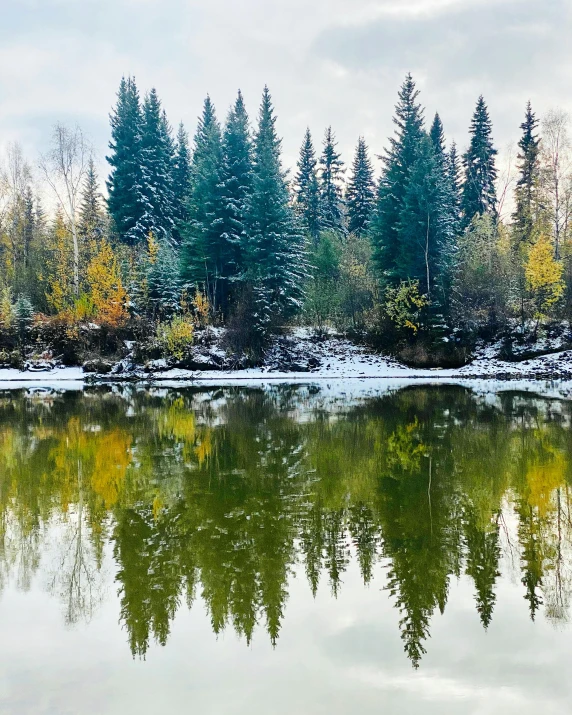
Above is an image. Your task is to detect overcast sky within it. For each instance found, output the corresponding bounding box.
[1,0,571,188]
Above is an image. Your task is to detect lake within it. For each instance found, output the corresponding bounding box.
[1,382,572,714]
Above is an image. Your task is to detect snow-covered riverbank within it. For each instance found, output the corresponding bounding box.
[2,330,572,389]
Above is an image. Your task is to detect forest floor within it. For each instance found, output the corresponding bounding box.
[2,327,572,386]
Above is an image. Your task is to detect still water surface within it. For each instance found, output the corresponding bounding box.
[1,383,572,714]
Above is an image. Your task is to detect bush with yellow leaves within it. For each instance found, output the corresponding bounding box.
[156,315,195,360]
[384,280,428,334]
[525,234,564,326]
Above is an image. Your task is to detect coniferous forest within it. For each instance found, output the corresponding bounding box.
[1,73,571,369]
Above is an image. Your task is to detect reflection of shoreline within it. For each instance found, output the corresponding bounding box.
[0,384,571,666]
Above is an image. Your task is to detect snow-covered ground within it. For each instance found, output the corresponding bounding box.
[1,332,572,390]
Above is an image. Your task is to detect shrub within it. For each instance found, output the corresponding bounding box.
[384,280,428,334]
[156,316,195,360]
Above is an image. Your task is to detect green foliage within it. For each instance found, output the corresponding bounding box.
[513,102,541,247]
[461,95,498,227]
[180,96,226,306]
[243,86,307,339]
[295,128,321,241]
[216,90,253,312]
[106,76,144,243]
[172,122,191,242]
[370,73,425,284]
[304,231,341,329]
[12,294,34,345]
[303,231,378,332]
[346,137,376,236]
[319,127,345,233]
[452,214,512,335]
[384,280,428,334]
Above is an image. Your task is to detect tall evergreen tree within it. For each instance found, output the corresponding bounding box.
[319,127,345,233]
[346,136,376,236]
[513,102,541,246]
[180,96,224,305]
[429,113,446,164]
[106,76,144,244]
[79,156,106,243]
[217,90,253,312]
[127,88,176,245]
[428,113,460,295]
[244,86,306,338]
[370,73,425,283]
[396,135,454,298]
[448,142,463,236]
[294,129,321,242]
[462,96,498,227]
[172,122,191,243]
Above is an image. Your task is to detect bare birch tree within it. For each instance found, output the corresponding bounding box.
[540,110,572,259]
[39,124,89,296]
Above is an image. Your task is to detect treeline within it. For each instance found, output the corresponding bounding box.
[1,74,571,365]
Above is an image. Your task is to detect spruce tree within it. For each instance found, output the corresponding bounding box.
[294,129,321,242]
[217,90,253,312]
[172,122,191,242]
[79,156,106,243]
[396,135,454,299]
[370,73,425,283]
[147,239,182,318]
[462,96,498,227]
[244,86,306,338]
[319,127,345,233]
[428,113,460,294]
[180,96,224,304]
[429,113,446,164]
[513,101,540,246]
[448,142,463,235]
[128,88,176,245]
[346,136,375,236]
[106,76,144,244]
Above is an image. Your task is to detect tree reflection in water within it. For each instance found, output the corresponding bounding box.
[1,384,572,667]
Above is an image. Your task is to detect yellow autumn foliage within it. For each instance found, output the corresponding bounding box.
[156,315,194,360]
[526,450,566,519]
[86,239,128,327]
[47,418,132,512]
[44,209,75,313]
[525,234,564,321]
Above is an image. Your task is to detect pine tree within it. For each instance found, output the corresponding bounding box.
[106,76,144,244]
[216,90,253,312]
[346,136,375,236]
[319,127,345,233]
[244,86,306,339]
[370,73,425,283]
[462,96,498,227]
[294,129,321,241]
[180,96,224,305]
[127,88,176,245]
[79,156,106,244]
[172,122,191,243]
[513,102,541,247]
